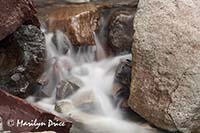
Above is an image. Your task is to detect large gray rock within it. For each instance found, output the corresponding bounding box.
[128,0,200,133]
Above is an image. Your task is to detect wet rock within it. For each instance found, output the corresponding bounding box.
[113,59,131,108]
[55,89,97,114]
[33,0,70,22]
[99,0,139,8]
[34,0,139,50]
[114,60,131,87]
[13,25,45,79]
[51,30,71,55]
[0,89,72,133]
[65,0,91,3]
[55,100,75,114]
[65,111,150,133]
[129,0,200,132]
[34,0,138,21]
[108,10,135,55]
[0,0,40,42]
[2,129,58,133]
[56,79,81,100]
[0,25,45,98]
[47,4,100,46]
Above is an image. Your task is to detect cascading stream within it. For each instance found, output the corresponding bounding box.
[27,30,153,133]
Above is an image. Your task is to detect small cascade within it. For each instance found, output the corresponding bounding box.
[27,28,152,133]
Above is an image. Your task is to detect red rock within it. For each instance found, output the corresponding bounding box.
[47,4,100,46]
[0,0,40,41]
[0,90,72,133]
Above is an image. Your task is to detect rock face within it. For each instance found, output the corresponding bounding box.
[108,10,135,55]
[128,0,200,132]
[35,0,139,49]
[112,59,131,108]
[56,79,80,100]
[0,89,72,133]
[56,88,97,114]
[33,0,70,21]
[0,25,45,98]
[47,4,100,45]
[0,0,40,42]
[96,0,139,8]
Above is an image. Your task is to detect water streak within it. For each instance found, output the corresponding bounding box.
[27,30,153,133]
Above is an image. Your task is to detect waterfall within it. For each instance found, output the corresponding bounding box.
[26,30,153,133]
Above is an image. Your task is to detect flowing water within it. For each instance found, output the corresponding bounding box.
[26,30,154,133]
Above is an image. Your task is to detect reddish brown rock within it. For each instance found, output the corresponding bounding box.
[0,0,40,41]
[33,0,69,21]
[47,4,100,46]
[33,0,139,21]
[0,89,72,133]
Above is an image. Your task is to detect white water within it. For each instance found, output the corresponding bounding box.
[27,30,153,133]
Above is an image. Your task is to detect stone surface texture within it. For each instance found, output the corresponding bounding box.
[0,89,72,133]
[108,10,135,55]
[0,25,45,98]
[47,4,100,46]
[113,59,131,108]
[0,0,39,42]
[128,0,200,132]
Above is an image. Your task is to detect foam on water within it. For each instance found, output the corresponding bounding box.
[27,30,153,133]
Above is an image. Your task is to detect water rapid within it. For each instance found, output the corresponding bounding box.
[26,30,153,133]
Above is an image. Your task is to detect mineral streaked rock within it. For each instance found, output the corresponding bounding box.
[0,0,40,41]
[0,25,45,98]
[47,4,100,46]
[0,89,72,133]
[129,0,200,132]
